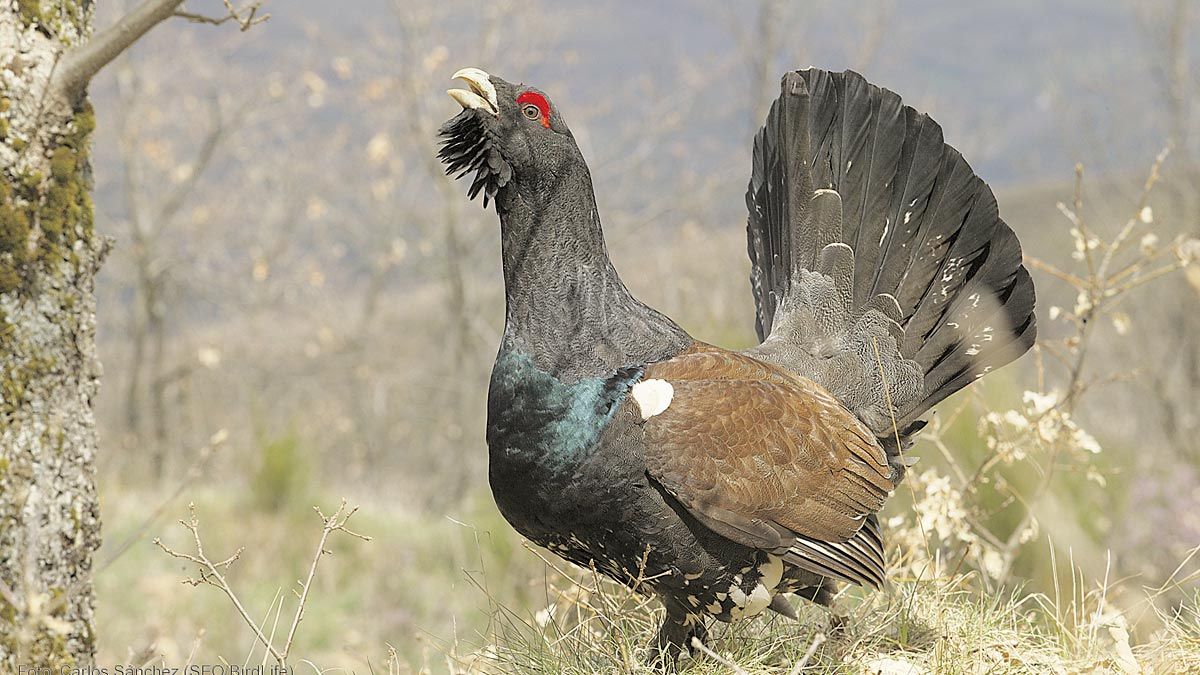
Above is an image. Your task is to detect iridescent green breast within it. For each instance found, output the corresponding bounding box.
[486,348,642,475]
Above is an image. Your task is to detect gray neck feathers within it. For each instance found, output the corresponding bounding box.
[496,164,689,380]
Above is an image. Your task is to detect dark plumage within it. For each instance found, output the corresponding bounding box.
[437,67,1036,666]
[746,71,1036,433]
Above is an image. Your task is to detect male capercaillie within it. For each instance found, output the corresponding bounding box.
[438,66,1036,665]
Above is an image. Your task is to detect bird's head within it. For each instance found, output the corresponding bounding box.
[437,68,582,207]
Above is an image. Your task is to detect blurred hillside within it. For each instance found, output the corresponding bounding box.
[82,0,1200,668]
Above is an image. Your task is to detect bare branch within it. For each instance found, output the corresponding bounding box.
[154,499,369,666]
[280,500,370,661]
[689,637,750,675]
[51,0,270,99]
[52,0,185,98]
[96,429,227,575]
[155,503,285,663]
[175,0,270,32]
[155,97,234,225]
[787,632,826,675]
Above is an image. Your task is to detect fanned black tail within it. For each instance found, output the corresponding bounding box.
[745,69,1036,433]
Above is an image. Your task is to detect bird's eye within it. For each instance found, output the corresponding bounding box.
[516,91,551,128]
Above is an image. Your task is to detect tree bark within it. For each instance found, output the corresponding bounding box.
[2,0,258,664]
[1,0,105,666]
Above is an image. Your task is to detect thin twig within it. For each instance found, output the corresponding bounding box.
[155,499,369,666]
[98,429,227,575]
[690,636,751,675]
[281,500,371,661]
[1023,255,1088,289]
[786,632,826,675]
[872,336,930,557]
[174,0,270,31]
[155,504,283,662]
[183,629,206,670]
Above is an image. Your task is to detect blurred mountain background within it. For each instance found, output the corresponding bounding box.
[86,0,1200,668]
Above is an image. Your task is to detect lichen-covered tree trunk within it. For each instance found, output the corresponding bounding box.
[1,0,105,666]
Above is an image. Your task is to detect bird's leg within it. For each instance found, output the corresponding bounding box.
[793,579,848,632]
[649,603,701,670]
[687,618,709,654]
[649,614,686,669]
[827,611,849,635]
[794,579,836,608]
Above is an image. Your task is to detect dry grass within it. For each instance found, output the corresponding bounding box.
[95,482,1200,674]
[451,556,1200,674]
[94,486,540,669]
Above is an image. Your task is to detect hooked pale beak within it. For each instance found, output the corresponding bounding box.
[447,67,499,117]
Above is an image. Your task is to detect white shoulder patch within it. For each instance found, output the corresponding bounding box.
[631,379,674,419]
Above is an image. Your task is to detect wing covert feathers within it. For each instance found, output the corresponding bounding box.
[640,345,893,588]
[745,69,1036,436]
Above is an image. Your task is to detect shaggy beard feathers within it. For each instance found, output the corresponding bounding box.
[437,111,513,208]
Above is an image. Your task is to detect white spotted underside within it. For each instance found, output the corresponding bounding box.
[725,555,784,620]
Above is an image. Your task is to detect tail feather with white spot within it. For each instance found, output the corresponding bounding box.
[745,68,1036,442]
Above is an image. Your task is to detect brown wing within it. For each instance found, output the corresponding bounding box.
[640,344,895,587]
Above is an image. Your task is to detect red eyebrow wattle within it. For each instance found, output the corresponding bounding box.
[517,91,551,126]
